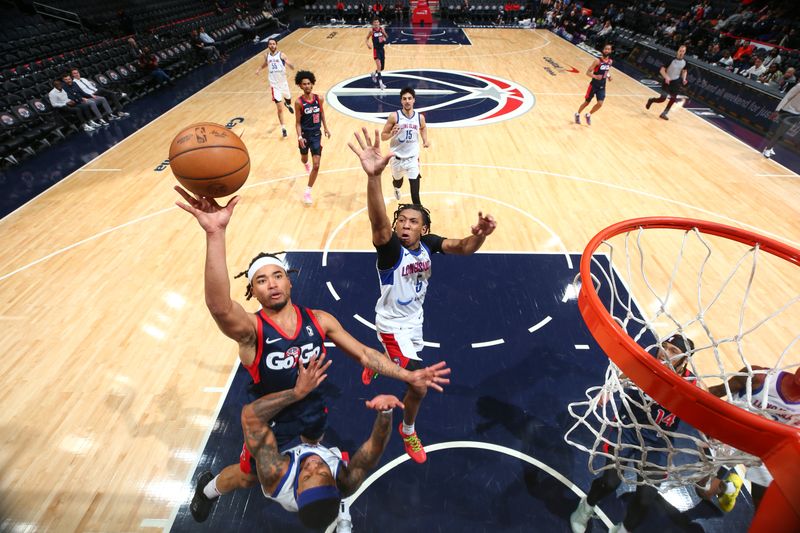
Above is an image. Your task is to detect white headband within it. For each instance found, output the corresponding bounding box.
[247,256,288,283]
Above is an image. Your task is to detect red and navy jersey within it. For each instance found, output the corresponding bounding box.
[299,94,321,134]
[372,28,386,50]
[244,305,328,422]
[591,57,612,85]
[621,369,695,435]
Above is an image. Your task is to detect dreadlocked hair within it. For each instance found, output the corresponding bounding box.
[392,204,432,233]
[233,251,298,300]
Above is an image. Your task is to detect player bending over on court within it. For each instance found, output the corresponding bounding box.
[366,18,388,89]
[241,352,404,530]
[256,37,295,138]
[381,86,429,204]
[707,363,800,509]
[348,127,497,464]
[175,187,450,522]
[575,43,612,126]
[571,335,700,533]
[294,70,330,205]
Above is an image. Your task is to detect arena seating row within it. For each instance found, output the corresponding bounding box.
[0,5,284,168]
[304,2,410,24]
[440,0,527,24]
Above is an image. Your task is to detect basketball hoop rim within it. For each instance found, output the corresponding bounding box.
[578,216,800,460]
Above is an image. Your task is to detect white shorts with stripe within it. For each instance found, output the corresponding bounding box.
[390,156,420,181]
[376,324,424,363]
[270,78,291,102]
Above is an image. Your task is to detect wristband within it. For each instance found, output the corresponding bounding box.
[380,409,393,414]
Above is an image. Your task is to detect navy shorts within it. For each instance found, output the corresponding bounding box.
[373,48,386,68]
[585,82,606,102]
[299,131,322,156]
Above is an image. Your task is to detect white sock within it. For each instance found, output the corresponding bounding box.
[305,186,312,192]
[586,113,591,117]
[722,481,736,495]
[203,475,221,499]
[402,421,415,435]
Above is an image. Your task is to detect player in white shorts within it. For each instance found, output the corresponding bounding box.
[708,364,800,509]
[381,86,429,204]
[347,127,497,464]
[240,352,405,530]
[256,37,295,138]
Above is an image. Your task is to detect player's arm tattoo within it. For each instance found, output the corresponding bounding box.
[251,388,301,424]
[337,411,393,496]
[241,403,286,485]
[362,348,408,381]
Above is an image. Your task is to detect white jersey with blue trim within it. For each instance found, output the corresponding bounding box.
[375,239,432,331]
[389,110,421,160]
[266,50,287,85]
[739,371,800,426]
[262,443,344,512]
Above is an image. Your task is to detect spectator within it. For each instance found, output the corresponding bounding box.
[742,56,766,80]
[235,14,259,42]
[127,37,143,58]
[138,47,173,85]
[732,40,754,61]
[60,73,114,125]
[596,20,613,39]
[199,26,227,57]
[762,47,782,69]
[70,68,129,118]
[48,79,96,132]
[716,49,734,70]
[758,63,783,86]
[777,67,797,93]
[191,29,221,62]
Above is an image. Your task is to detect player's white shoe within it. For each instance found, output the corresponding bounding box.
[379,80,387,90]
[303,189,312,205]
[371,71,377,83]
[762,148,775,158]
[336,501,352,532]
[569,497,594,533]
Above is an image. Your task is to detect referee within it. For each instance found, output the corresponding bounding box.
[646,45,688,120]
[762,83,800,158]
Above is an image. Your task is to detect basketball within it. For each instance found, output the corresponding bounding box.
[168,122,250,198]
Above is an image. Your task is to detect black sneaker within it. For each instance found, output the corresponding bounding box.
[646,98,653,110]
[190,471,215,522]
[285,101,294,114]
[659,112,669,120]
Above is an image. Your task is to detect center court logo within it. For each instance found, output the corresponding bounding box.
[326,69,535,128]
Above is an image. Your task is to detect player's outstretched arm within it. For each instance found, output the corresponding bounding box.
[347,128,394,246]
[337,395,402,496]
[313,310,451,391]
[381,113,398,141]
[282,53,294,70]
[175,186,255,344]
[707,365,767,398]
[441,211,497,255]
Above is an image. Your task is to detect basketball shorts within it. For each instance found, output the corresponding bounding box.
[585,82,606,101]
[663,80,681,96]
[239,406,328,474]
[745,462,773,487]
[390,156,420,181]
[299,131,322,156]
[270,78,291,102]
[377,324,424,369]
[373,48,386,68]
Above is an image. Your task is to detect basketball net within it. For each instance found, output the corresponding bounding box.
[563,218,800,529]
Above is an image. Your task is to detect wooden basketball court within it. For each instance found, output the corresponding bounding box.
[0,28,797,531]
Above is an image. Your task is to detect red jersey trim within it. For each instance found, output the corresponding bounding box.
[258,304,302,340]
[244,316,265,382]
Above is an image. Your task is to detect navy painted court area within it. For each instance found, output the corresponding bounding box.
[171,252,752,532]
